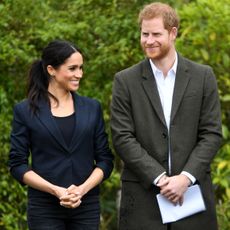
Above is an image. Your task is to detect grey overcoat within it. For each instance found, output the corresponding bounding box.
[110,54,222,230]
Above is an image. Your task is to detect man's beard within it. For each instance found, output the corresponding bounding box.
[143,43,170,60]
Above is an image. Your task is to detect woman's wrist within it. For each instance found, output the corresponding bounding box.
[49,184,61,197]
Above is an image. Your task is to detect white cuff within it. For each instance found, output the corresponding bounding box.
[181,171,196,185]
[153,172,166,185]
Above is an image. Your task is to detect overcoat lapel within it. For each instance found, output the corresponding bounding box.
[36,100,69,152]
[170,56,190,123]
[141,59,167,127]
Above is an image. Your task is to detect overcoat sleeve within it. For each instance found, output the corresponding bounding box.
[182,66,222,181]
[110,72,165,189]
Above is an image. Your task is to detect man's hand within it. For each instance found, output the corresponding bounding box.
[157,174,191,205]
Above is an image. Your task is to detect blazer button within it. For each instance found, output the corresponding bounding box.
[162,133,167,138]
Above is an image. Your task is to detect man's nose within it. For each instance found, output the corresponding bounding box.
[146,35,155,44]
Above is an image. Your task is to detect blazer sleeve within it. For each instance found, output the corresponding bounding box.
[93,102,114,180]
[8,103,31,184]
[183,66,222,181]
[110,72,166,189]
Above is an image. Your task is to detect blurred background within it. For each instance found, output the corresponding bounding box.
[0,0,229,229]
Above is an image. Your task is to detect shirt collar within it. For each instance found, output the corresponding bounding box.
[149,52,178,77]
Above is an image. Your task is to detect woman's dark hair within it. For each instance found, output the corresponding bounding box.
[27,40,82,113]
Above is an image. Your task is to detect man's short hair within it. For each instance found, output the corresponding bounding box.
[138,2,179,31]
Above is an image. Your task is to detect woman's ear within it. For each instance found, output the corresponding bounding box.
[47,65,55,77]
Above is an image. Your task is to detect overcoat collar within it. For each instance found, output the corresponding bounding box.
[36,93,88,153]
[141,54,190,128]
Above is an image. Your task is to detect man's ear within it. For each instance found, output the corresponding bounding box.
[170,27,178,40]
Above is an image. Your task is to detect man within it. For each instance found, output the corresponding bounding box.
[110,2,222,230]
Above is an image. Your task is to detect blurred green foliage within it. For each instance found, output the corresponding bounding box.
[0,0,229,229]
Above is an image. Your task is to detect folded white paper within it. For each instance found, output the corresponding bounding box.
[156,184,206,224]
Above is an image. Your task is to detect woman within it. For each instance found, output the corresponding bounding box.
[9,40,113,230]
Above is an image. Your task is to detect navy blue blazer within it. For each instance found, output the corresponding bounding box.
[9,93,113,199]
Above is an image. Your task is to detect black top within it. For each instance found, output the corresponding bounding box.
[53,113,75,146]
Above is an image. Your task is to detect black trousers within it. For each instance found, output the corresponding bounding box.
[27,195,100,230]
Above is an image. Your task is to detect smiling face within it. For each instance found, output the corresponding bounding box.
[140,17,177,61]
[47,51,83,92]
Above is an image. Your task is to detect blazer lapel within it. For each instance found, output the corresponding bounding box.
[37,100,69,152]
[141,59,167,127]
[171,55,191,123]
[69,93,89,152]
